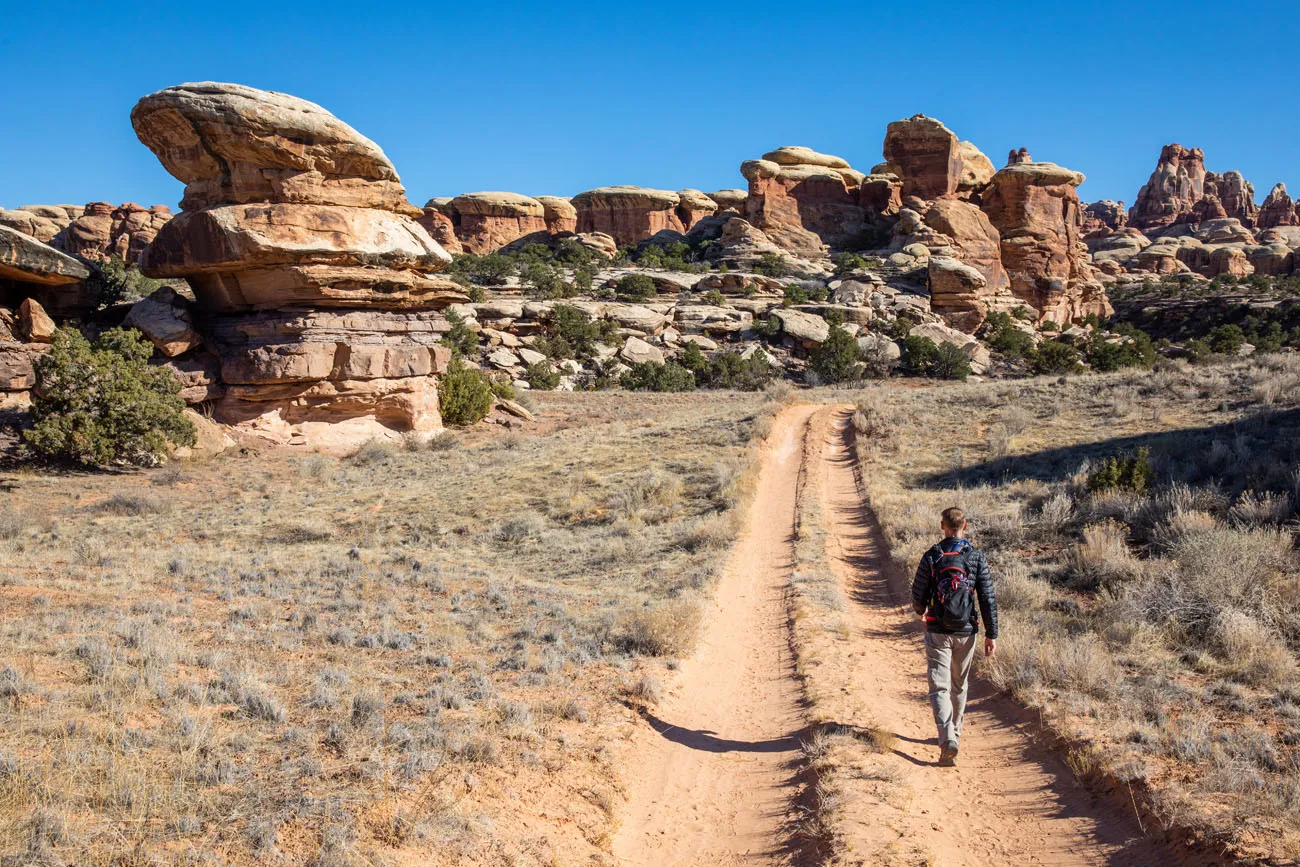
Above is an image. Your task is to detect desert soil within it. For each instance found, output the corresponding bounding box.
[612,403,1188,867]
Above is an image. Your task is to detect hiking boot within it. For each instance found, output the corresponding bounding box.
[938,742,958,767]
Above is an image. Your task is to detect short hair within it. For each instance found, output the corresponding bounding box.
[941,507,966,531]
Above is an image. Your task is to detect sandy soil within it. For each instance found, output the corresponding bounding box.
[612,404,1204,867]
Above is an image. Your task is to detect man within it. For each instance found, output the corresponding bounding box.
[910,507,998,767]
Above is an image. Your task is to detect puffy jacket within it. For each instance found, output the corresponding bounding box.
[911,538,998,638]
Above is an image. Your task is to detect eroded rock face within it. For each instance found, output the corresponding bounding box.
[449,192,548,253]
[740,149,868,256]
[0,225,91,288]
[133,81,463,448]
[1259,184,1300,229]
[416,201,463,255]
[707,189,748,212]
[536,196,578,234]
[882,115,962,200]
[55,202,173,262]
[1083,200,1127,235]
[0,205,82,243]
[572,186,684,247]
[1205,171,1257,227]
[919,200,1012,331]
[1129,144,1206,231]
[132,82,416,214]
[675,189,718,230]
[981,161,1110,325]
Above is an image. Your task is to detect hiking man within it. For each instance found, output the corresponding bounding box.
[911,507,998,767]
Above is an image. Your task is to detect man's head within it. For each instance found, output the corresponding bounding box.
[940,507,967,538]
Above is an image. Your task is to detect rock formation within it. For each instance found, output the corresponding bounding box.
[881,115,963,200]
[1,202,173,263]
[740,147,870,256]
[571,186,685,247]
[1206,171,1257,227]
[1082,200,1127,234]
[536,196,578,234]
[708,189,747,212]
[447,192,548,254]
[416,200,463,255]
[0,205,82,243]
[981,161,1110,324]
[918,199,1013,331]
[675,189,718,230]
[1129,144,1206,231]
[1259,183,1300,229]
[132,81,464,448]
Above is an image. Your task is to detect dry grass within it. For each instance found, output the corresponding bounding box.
[846,354,1300,860]
[0,390,766,866]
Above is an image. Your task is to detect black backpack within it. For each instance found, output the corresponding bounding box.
[929,540,975,631]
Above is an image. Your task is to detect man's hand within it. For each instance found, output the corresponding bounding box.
[984,638,997,659]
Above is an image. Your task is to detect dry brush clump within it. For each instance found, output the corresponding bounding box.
[0,389,766,866]
[848,354,1300,859]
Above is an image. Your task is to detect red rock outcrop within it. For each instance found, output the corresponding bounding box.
[981,161,1111,325]
[448,192,547,254]
[1259,183,1300,229]
[572,186,685,247]
[920,199,1013,331]
[0,205,82,243]
[1007,148,1032,166]
[957,142,995,193]
[55,202,172,262]
[1129,144,1206,231]
[675,189,718,230]
[536,196,578,234]
[1082,200,1127,235]
[416,201,463,255]
[882,115,963,200]
[1205,171,1257,227]
[707,189,747,212]
[133,81,464,448]
[740,147,869,256]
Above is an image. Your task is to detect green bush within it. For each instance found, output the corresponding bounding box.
[617,273,657,302]
[88,256,161,309]
[782,283,828,306]
[680,341,709,380]
[1086,328,1156,372]
[437,361,494,426]
[810,325,865,384]
[446,253,515,286]
[898,334,970,380]
[524,361,560,391]
[520,261,570,300]
[1086,448,1153,494]
[1208,323,1246,355]
[24,328,195,466]
[930,343,972,381]
[541,304,619,360]
[620,361,696,392]
[701,289,727,307]
[708,351,775,391]
[753,252,790,277]
[834,252,868,275]
[983,311,1035,360]
[441,311,479,358]
[1031,340,1083,375]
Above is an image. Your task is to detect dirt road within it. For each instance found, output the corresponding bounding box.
[613,403,1185,867]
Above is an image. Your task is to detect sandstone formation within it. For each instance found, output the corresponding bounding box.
[708,189,748,212]
[1206,171,1257,227]
[447,192,548,254]
[133,81,464,448]
[917,199,1012,330]
[0,225,91,291]
[981,161,1111,325]
[571,186,684,247]
[1083,200,1127,234]
[1259,184,1300,229]
[55,202,173,262]
[740,147,871,256]
[1129,144,1206,231]
[881,115,962,200]
[536,196,578,234]
[0,205,82,243]
[675,189,718,230]
[416,201,463,255]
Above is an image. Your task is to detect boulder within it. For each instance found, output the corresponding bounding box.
[17,298,56,343]
[0,225,91,287]
[131,81,417,213]
[572,186,684,247]
[881,115,962,199]
[124,287,201,356]
[771,308,830,346]
[927,257,989,333]
[957,141,995,192]
[450,191,548,254]
[173,408,234,458]
[707,189,748,211]
[0,341,47,391]
[619,335,664,365]
[919,199,1013,328]
[675,189,718,230]
[856,332,901,366]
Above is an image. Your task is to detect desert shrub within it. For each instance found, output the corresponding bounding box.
[24,327,195,467]
[701,289,727,306]
[809,326,863,384]
[620,361,695,392]
[707,352,775,391]
[983,311,1035,360]
[782,282,828,305]
[1086,448,1153,494]
[446,253,515,285]
[441,311,479,358]
[834,252,868,275]
[539,304,618,361]
[1066,520,1141,592]
[753,252,790,277]
[930,343,971,381]
[679,341,709,380]
[616,599,703,656]
[520,261,570,299]
[1086,326,1156,372]
[1209,323,1246,355]
[898,335,969,380]
[1031,340,1083,375]
[524,361,560,391]
[437,361,493,426]
[87,255,160,308]
[616,273,656,301]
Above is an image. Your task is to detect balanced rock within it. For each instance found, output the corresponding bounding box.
[572,186,684,247]
[124,287,201,356]
[133,81,464,448]
[708,189,748,212]
[17,297,56,343]
[0,225,91,288]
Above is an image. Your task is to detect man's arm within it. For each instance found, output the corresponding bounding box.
[911,551,932,616]
[973,552,998,639]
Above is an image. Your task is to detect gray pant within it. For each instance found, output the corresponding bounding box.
[924,631,977,747]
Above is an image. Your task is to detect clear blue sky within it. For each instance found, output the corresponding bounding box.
[4,1,1297,211]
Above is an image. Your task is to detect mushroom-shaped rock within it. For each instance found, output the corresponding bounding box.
[761,146,851,170]
[572,186,684,247]
[708,189,748,211]
[449,191,548,254]
[675,189,718,230]
[131,81,417,214]
[536,196,578,234]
